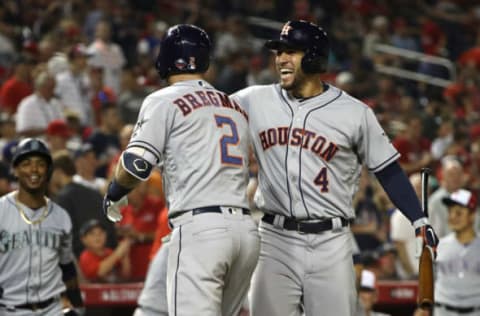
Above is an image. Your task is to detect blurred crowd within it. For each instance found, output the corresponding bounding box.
[1,0,480,290]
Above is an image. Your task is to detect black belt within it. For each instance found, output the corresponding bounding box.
[170,206,251,220]
[262,214,350,234]
[435,302,480,314]
[0,297,55,311]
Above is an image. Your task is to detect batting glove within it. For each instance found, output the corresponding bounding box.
[413,218,439,259]
[103,195,128,222]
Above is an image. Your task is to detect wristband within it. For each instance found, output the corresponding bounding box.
[107,180,132,202]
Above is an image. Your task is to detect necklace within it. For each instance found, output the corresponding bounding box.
[15,195,49,225]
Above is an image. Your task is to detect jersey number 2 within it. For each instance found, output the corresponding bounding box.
[314,167,329,192]
[215,115,242,166]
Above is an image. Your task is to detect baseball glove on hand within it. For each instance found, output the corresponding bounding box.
[103,195,128,222]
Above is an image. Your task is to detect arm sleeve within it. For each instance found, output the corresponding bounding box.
[375,161,424,223]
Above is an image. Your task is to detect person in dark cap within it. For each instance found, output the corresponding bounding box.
[79,219,132,283]
[50,150,116,257]
[434,189,480,316]
[72,142,107,193]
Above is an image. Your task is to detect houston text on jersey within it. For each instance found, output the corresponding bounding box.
[259,126,339,162]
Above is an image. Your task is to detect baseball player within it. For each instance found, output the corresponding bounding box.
[230,20,439,316]
[434,189,480,316]
[102,24,260,316]
[0,138,83,316]
[133,236,170,316]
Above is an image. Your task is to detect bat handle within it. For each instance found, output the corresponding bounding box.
[421,168,431,217]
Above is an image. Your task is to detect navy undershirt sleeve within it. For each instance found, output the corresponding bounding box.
[374,161,424,223]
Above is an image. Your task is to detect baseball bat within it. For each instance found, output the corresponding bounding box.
[417,167,434,310]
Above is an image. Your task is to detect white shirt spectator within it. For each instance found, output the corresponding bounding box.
[72,174,107,193]
[390,209,418,279]
[55,70,92,126]
[87,40,125,95]
[16,93,64,134]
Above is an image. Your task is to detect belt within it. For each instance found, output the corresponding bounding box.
[0,297,55,311]
[170,206,251,220]
[262,214,350,234]
[435,302,480,314]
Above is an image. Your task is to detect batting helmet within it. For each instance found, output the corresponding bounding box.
[155,24,212,79]
[265,20,329,74]
[12,138,52,169]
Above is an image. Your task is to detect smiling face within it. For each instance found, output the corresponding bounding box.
[447,204,475,233]
[275,48,307,91]
[14,155,50,195]
[81,226,107,252]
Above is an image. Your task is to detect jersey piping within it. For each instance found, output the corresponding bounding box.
[299,90,343,219]
[277,85,295,218]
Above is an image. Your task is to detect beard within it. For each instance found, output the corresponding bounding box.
[17,177,48,196]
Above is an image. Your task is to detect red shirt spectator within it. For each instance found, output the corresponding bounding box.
[80,248,117,281]
[79,219,131,282]
[0,56,34,115]
[393,117,432,174]
[118,185,161,280]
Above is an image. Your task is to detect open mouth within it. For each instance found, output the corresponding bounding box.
[279,68,294,80]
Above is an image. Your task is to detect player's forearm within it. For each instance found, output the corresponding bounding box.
[115,159,142,188]
[375,161,424,223]
[60,262,84,307]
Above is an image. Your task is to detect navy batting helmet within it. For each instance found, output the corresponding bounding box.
[12,138,52,169]
[265,20,329,74]
[155,24,211,79]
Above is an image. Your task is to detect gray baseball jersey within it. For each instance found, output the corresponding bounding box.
[232,83,398,316]
[0,191,73,314]
[231,84,398,220]
[128,79,260,316]
[435,233,480,308]
[127,79,250,215]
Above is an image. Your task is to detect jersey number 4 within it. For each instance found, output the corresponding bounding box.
[314,167,329,192]
[215,115,243,166]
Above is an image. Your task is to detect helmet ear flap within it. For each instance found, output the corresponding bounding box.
[302,48,327,74]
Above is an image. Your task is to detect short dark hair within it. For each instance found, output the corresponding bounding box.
[52,150,76,176]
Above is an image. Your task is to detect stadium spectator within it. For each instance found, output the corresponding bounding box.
[117,181,161,281]
[79,219,132,283]
[73,142,107,194]
[429,157,465,238]
[0,54,34,114]
[390,173,422,279]
[53,43,93,127]
[51,150,117,258]
[45,119,72,154]
[356,269,391,316]
[393,116,433,175]
[87,20,126,95]
[16,70,64,137]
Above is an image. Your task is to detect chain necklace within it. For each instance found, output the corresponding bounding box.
[15,194,49,225]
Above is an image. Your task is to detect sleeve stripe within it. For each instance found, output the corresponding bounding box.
[127,141,162,162]
[369,152,400,173]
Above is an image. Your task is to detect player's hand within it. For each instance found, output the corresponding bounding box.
[103,195,128,222]
[415,223,439,259]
